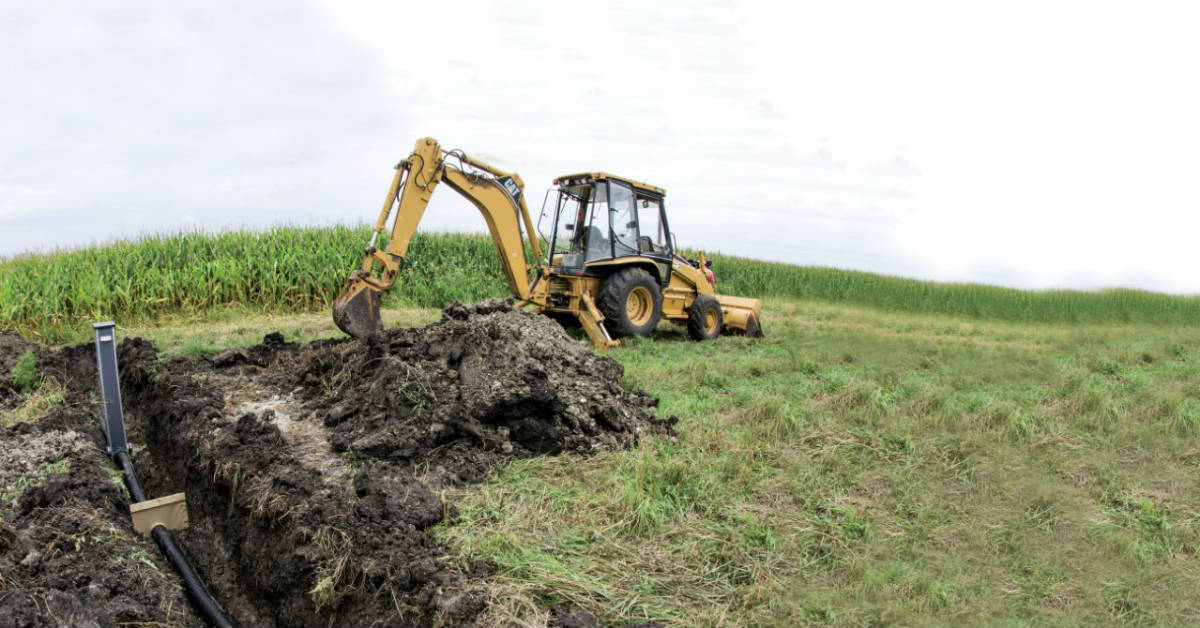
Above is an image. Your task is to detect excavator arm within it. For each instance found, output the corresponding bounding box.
[332,137,546,338]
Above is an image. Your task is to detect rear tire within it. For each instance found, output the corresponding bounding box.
[687,295,723,341]
[597,268,663,338]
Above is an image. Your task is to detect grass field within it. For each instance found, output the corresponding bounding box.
[96,298,1200,627]
[5,228,1200,626]
[436,302,1200,627]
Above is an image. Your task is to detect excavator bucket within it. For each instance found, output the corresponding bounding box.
[332,272,383,339]
[716,294,765,337]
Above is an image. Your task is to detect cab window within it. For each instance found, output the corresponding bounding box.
[609,181,637,257]
[637,196,666,254]
[583,183,610,261]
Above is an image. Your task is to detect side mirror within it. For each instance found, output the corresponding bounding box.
[626,221,637,229]
[565,224,574,230]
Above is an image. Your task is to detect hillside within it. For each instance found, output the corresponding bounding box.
[2,229,1200,626]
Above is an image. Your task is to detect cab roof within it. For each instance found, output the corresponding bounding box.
[554,172,666,196]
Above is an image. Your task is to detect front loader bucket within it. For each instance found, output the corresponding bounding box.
[716,294,765,337]
[332,273,383,339]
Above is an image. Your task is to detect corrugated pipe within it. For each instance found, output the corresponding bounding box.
[114,451,236,628]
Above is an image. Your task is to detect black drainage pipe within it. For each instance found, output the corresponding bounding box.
[115,451,236,628]
[95,322,235,627]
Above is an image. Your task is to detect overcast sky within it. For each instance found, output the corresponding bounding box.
[3,1,1198,292]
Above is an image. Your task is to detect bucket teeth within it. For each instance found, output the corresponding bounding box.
[333,276,383,339]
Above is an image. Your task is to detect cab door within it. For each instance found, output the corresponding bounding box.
[609,181,639,258]
[634,192,672,283]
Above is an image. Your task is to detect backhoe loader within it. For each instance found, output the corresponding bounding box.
[332,137,763,350]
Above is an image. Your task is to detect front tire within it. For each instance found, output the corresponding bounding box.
[687,295,723,341]
[597,268,663,338]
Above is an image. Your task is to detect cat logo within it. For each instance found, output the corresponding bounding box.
[498,176,522,204]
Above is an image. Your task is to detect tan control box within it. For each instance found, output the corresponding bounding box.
[130,492,189,536]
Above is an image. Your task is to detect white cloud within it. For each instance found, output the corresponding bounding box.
[742,0,1200,291]
[0,0,402,252]
[3,0,1198,293]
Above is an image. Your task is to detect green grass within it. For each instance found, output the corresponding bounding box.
[2,459,71,507]
[3,351,65,429]
[3,227,1200,343]
[1,375,65,429]
[112,306,439,356]
[10,350,39,394]
[435,301,1200,627]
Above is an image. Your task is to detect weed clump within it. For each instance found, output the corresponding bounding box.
[10,350,38,394]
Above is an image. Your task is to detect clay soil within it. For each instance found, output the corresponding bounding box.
[0,301,673,627]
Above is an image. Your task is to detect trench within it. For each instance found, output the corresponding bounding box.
[113,449,234,628]
[115,345,479,627]
[123,373,344,626]
[104,303,672,626]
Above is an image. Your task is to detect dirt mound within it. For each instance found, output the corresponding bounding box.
[297,299,666,485]
[1,300,672,627]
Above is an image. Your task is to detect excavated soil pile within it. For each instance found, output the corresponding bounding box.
[0,301,673,627]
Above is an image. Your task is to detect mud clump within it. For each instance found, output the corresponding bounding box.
[2,300,672,627]
[301,299,670,486]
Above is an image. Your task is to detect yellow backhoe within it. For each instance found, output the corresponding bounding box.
[332,137,763,350]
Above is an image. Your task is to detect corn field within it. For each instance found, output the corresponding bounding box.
[0,227,510,340]
[2,227,1199,341]
[705,253,1200,325]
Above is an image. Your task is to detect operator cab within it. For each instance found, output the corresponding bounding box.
[537,172,673,281]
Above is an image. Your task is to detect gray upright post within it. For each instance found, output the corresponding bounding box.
[93,322,130,457]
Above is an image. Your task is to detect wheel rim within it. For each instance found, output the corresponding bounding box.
[626,286,653,326]
[704,308,718,334]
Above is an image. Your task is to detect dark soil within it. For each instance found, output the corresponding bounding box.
[0,300,673,627]
[0,334,196,627]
